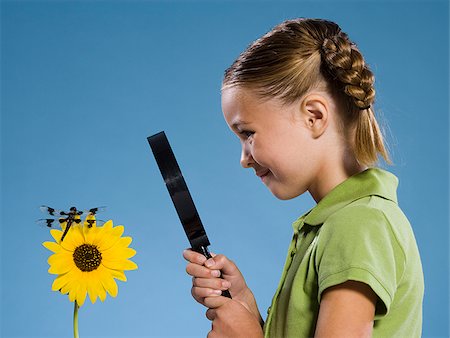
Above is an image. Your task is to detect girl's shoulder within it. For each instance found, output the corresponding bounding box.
[320,195,417,259]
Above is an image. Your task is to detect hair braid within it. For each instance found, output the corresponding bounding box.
[320,33,375,110]
[320,31,390,165]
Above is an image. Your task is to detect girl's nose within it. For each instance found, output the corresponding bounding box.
[240,143,253,168]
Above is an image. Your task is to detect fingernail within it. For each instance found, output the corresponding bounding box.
[222,280,231,288]
[205,259,215,268]
[212,289,222,295]
[211,270,221,277]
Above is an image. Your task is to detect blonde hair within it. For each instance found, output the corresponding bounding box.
[222,18,390,166]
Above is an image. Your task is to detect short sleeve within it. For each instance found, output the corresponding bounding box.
[315,204,405,317]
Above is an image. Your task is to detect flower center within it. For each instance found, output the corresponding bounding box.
[73,244,102,272]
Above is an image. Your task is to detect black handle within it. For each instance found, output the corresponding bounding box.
[194,246,232,299]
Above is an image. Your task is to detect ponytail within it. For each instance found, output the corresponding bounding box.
[355,108,390,166]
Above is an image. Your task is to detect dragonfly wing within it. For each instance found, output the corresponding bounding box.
[82,206,107,215]
[37,218,58,228]
[83,213,98,228]
[40,205,64,216]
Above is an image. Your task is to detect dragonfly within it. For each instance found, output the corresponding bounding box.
[38,206,106,242]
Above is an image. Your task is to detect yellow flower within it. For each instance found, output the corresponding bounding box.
[43,218,137,307]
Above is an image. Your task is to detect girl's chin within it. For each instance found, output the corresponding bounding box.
[269,184,306,200]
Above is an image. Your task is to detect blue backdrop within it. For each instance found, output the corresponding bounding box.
[1,1,448,337]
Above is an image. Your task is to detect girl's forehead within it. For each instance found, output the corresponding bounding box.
[222,87,292,130]
[222,86,247,106]
[222,87,269,113]
[222,87,259,122]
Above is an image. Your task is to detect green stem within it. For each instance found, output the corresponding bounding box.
[73,301,79,338]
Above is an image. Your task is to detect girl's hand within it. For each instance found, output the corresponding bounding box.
[183,249,263,324]
[204,296,264,338]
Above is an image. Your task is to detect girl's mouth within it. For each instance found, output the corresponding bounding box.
[257,170,270,181]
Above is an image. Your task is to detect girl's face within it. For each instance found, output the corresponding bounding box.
[222,87,322,200]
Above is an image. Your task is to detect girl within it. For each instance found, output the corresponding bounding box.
[183,18,424,338]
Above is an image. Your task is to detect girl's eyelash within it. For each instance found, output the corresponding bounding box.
[240,130,254,137]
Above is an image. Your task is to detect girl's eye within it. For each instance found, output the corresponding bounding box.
[240,130,254,138]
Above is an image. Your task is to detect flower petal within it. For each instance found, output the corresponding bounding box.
[60,225,84,251]
[67,271,86,306]
[83,223,100,245]
[102,258,138,271]
[114,236,133,248]
[48,253,75,275]
[103,247,136,260]
[50,229,63,243]
[68,284,77,302]
[43,241,63,253]
[94,266,109,302]
[100,273,118,298]
[52,273,70,291]
[60,268,82,294]
[76,275,88,307]
[48,251,72,264]
[110,269,127,282]
[95,225,124,251]
[102,220,114,231]
[86,270,101,304]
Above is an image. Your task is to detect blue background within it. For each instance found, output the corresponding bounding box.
[1,1,448,337]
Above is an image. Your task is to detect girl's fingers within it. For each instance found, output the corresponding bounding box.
[192,286,223,299]
[204,295,230,309]
[183,249,207,265]
[206,308,216,321]
[193,277,231,291]
[186,263,222,278]
[183,250,237,281]
[203,254,239,276]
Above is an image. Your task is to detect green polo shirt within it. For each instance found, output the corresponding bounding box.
[264,168,424,338]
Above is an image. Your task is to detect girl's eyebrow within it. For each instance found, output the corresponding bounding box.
[231,120,250,130]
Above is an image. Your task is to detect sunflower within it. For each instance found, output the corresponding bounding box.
[43,218,137,307]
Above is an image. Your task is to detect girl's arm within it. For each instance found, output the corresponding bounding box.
[315,281,377,338]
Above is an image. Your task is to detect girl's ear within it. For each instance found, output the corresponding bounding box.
[300,94,330,138]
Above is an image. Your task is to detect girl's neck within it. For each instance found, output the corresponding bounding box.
[308,150,366,203]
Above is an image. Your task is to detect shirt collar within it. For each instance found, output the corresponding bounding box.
[292,168,398,230]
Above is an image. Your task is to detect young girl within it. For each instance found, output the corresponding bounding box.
[183,18,424,338]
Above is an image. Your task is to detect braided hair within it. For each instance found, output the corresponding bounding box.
[223,18,390,166]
